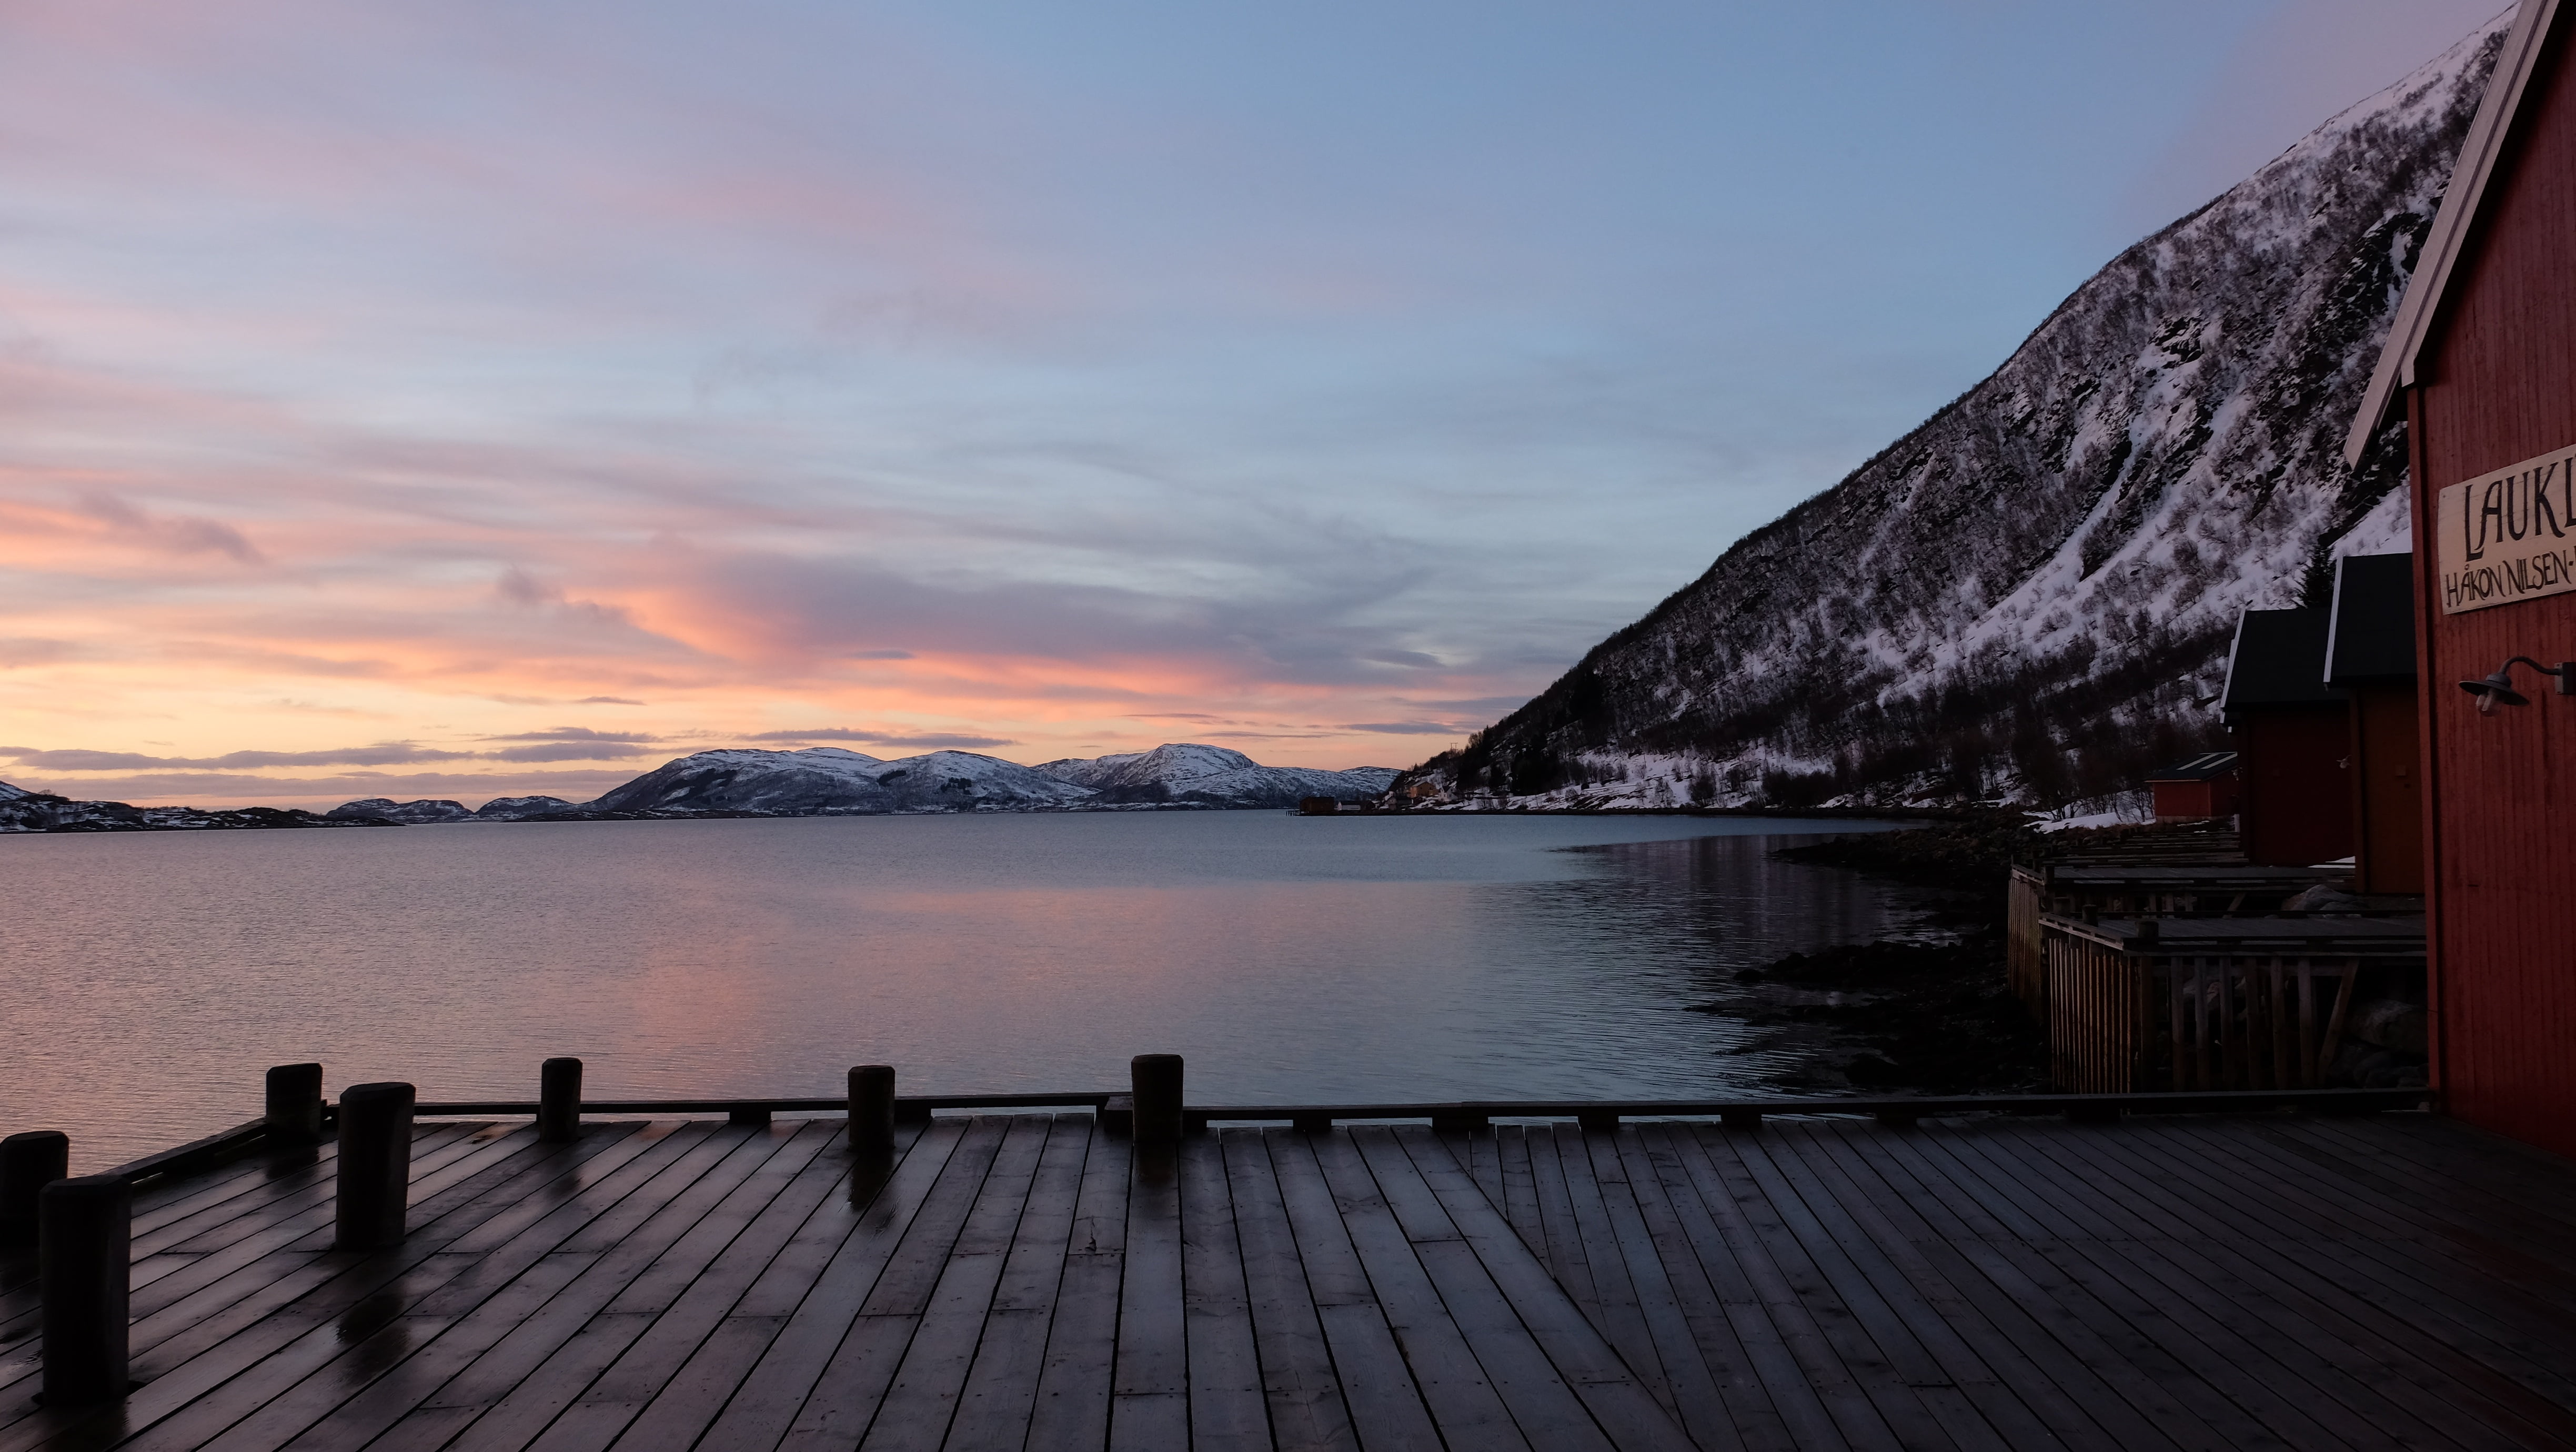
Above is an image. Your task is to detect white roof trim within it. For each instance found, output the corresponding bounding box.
[2346,0,2565,468]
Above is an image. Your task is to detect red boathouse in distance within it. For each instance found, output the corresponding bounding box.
[2350,0,2576,1157]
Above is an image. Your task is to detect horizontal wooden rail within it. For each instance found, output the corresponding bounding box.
[401,1085,2432,1125]
[412,1092,1117,1117]
[75,1086,2433,1192]
[102,1117,280,1187]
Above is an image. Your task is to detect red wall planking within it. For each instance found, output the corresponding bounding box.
[2408,21,2576,1158]
[2232,710,2354,866]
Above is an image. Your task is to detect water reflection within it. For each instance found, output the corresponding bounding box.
[0,814,1916,1168]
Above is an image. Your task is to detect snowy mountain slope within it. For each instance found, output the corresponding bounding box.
[1405,16,2509,812]
[587,746,1098,814]
[1,789,365,832]
[0,778,26,802]
[475,795,575,820]
[324,797,474,824]
[1035,743,1399,808]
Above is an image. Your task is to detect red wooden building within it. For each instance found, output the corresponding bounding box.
[2143,751,2238,822]
[2326,553,2423,893]
[2349,0,2576,1157]
[2219,607,2354,866]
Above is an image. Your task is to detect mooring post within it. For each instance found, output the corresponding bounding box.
[336,1082,415,1251]
[39,1174,129,1405]
[265,1063,325,1145]
[848,1065,895,1153]
[538,1057,582,1143]
[2,1130,70,1250]
[1720,1108,1764,1132]
[1131,1054,1183,1146]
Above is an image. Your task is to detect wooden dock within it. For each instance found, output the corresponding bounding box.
[5,1108,2576,1450]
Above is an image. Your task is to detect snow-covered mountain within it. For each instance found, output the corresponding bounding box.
[587,747,1100,814]
[1,784,366,833]
[1402,16,2508,812]
[475,795,574,820]
[1034,743,1398,808]
[324,797,475,824]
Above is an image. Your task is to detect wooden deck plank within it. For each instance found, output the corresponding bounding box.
[2076,1117,2576,1443]
[381,1124,812,1452]
[2183,1120,2576,1360]
[1260,1129,1447,1452]
[1729,1128,2029,1452]
[1345,1124,1633,1451]
[1498,1126,1547,1263]
[1613,1126,1802,1452]
[1798,1123,2178,1452]
[1636,1124,1850,1452]
[1662,1123,1948,1452]
[858,1115,1054,1452]
[1293,1127,1531,1451]
[1384,1126,1701,1452]
[4,1124,651,1452]
[1577,1129,1736,1443]
[205,1128,690,1452]
[1108,1137,1188,1452]
[771,1116,1011,1451]
[515,1122,850,1452]
[1220,1130,1360,1452]
[21,1108,2576,1452]
[1854,1124,2249,1452]
[598,1130,924,1452]
[0,1123,603,1449]
[1914,1124,2367,1451]
[1524,1124,1604,1329]
[1466,1128,1507,1218]
[1948,1124,2429,1452]
[2014,1117,2565,1452]
[939,1115,1094,1452]
[1024,1119,1129,1452]
[1179,1133,1272,1452]
[1552,1127,1678,1416]
[1353,1127,1628,1452]
[690,1122,960,1451]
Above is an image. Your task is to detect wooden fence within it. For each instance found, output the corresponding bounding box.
[2043,914,2420,1092]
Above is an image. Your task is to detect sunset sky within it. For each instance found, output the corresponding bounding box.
[0,0,2505,809]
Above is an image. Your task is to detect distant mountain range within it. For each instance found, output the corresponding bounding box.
[0,744,1397,832]
[1398,16,2508,812]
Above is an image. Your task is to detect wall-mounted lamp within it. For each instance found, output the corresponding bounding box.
[2458,656,2576,715]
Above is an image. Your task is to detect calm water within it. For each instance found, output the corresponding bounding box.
[1,812,1917,1169]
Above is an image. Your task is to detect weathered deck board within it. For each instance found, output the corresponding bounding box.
[2,1110,2573,1449]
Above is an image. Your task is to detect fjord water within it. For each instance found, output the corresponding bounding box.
[3,812,1916,1169]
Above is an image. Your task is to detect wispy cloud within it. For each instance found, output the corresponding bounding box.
[741,727,1013,749]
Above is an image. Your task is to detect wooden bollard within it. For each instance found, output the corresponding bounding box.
[538,1058,582,1143]
[1131,1054,1183,1146]
[39,1174,129,1405]
[1,1129,69,1249]
[336,1082,415,1251]
[848,1066,895,1153]
[265,1063,325,1145]
[1720,1108,1764,1132]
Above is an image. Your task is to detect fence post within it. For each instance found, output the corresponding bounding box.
[39,1174,129,1405]
[538,1058,583,1144]
[265,1063,325,1145]
[336,1082,415,1250]
[848,1066,895,1153]
[1131,1054,1183,1146]
[1,1130,69,1249]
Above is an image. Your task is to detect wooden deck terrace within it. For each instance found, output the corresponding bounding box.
[6,1096,2576,1451]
